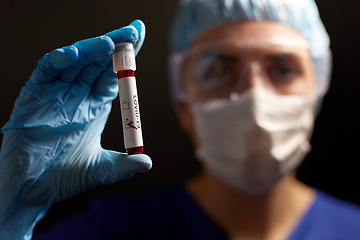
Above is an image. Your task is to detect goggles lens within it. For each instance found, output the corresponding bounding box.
[175,38,316,102]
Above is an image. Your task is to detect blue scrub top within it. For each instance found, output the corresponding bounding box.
[34,184,360,240]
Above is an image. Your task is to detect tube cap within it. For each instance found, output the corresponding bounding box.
[112,42,136,72]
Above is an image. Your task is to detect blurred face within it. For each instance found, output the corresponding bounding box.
[180,21,316,103]
[175,22,317,193]
[177,21,316,147]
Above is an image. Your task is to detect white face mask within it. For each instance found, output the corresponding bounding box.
[191,88,316,194]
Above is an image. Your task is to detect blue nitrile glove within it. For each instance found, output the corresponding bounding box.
[0,20,152,240]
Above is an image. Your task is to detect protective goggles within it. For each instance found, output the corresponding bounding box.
[169,38,332,103]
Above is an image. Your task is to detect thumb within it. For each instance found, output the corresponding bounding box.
[97,149,152,184]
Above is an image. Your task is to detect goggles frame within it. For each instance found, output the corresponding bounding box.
[169,37,332,103]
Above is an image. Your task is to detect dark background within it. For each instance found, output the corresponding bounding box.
[1,0,360,234]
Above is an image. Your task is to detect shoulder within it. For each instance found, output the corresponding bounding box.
[314,190,360,221]
[289,190,360,240]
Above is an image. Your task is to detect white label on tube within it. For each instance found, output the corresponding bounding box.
[118,76,143,149]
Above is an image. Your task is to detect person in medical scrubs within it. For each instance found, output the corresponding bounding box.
[1,0,360,239]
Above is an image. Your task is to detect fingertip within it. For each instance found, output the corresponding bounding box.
[47,46,79,69]
[105,26,139,45]
[104,20,146,56]
[97,35,116,57]
[129,20,146,56]
[73,36,115,63]
[128,153,152,172]
[103,150,152,182]
[129,20,146,39]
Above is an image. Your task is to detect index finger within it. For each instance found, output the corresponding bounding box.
[28,21,144,85]
[105,19,146,56]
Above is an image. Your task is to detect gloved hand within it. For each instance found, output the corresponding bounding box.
[0,20,152,240]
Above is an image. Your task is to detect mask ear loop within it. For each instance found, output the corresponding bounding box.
[229,62,275,101]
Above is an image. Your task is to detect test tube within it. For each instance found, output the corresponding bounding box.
[112,42,143,155]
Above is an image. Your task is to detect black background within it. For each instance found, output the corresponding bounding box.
[0,0,360,234]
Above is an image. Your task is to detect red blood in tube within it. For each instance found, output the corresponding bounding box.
[118,70,135,79]
[127,146,144,155]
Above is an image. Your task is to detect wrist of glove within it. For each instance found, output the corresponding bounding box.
[0,20,151,240]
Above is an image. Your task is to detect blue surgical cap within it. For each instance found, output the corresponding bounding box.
[169,0,332,97]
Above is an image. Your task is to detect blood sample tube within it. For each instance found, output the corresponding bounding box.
[112,42,143,155]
